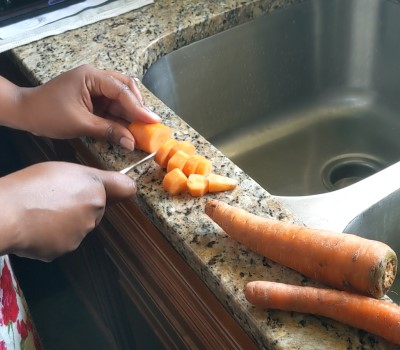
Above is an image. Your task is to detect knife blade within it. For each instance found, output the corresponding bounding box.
[119,152,156,175]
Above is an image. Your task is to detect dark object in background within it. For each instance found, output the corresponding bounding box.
[0,0,84,24]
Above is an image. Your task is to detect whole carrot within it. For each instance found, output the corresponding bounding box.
[205,199,397,298]
[244,281,400,345]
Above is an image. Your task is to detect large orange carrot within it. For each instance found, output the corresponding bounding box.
[245,281,400,345]
[205,200,397,299]
[128,122,172,153]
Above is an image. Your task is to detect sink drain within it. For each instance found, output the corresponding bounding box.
[322,154,387,191]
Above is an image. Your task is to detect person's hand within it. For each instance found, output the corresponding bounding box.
[18,64,161,150]
[0,161,136,261]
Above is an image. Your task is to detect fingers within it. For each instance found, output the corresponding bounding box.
[98,69,143,105]
[98,169,137,202]
[85,66,161,124]
[85,112,136,150]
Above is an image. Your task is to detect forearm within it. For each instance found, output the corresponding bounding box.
[0,76,23,128]
[0,175,20,256]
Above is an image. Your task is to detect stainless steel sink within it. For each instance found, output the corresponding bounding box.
[143,0,400,302]
[143,0,400,197]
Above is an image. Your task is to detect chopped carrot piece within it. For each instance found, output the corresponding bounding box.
[155,139,178,168]
[187,174,209,197]
[168,140,196,159]
[182,154,203,177]
[162,168,188,195]
[167,150,191,173]
[128,122,172,153]
[207,173,237,192]
[195,157,212,176]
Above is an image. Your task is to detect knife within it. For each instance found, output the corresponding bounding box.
[119,152,156,175]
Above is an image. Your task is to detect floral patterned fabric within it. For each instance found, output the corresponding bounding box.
[0,255,41,350]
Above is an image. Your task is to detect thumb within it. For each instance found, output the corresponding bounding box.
[86,113,136,151]
[98,170,137,202]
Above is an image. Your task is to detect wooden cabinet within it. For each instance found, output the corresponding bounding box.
[8,130,258,349]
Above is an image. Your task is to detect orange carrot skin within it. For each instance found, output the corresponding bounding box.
[128,122,172,153]
[245,281,400,345]
[205,200,397,299]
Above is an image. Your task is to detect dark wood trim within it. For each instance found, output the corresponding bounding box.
[70,139,258,349]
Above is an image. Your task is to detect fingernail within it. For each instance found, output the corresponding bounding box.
[126,177,137,193]
[120,137,135,151]
[150,111,162,122]
[144,106,162,122]
[118,174,137,195]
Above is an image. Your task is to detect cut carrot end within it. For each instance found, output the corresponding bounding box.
[162,168,188,195]
[128,122,172,153]
[208,173,237,192]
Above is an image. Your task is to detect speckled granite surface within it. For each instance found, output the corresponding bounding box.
[9,1,399,349]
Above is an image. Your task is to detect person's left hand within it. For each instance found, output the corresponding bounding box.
[18,64,161,150]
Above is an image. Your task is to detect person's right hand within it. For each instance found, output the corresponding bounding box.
[0,161,136,261]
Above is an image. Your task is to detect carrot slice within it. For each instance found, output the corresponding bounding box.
[128,122,172,153]
[154,139,178,168]
[162,168,188,195]
[182,154,203,177]
[167,150,191,173]
[245,281,400,345]
[168,140,196,159]
[187,174,209,197]
[195,157,212,176]
[208,173,237,192]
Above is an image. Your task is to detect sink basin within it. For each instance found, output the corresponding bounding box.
[143,0,400,303]
[143,0,400,196]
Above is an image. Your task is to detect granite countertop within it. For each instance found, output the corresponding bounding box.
[10,1,398,349]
